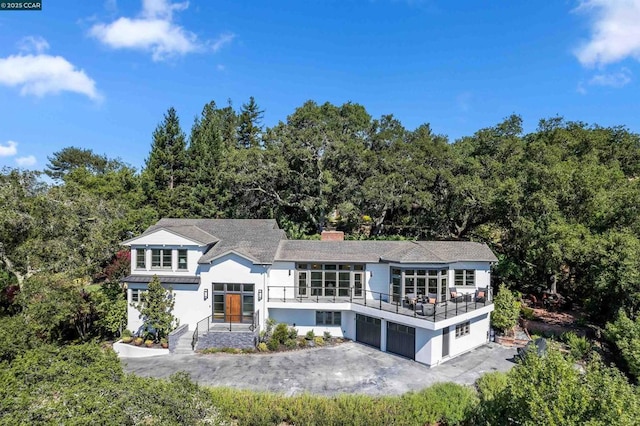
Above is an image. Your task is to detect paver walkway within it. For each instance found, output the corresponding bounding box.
[121,342,518,396]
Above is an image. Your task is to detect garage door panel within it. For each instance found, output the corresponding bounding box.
[356,314,381,349]
[387,321,415,360]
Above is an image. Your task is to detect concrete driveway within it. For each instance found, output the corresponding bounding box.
[120,342,517,396]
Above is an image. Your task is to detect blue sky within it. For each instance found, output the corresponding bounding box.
[0,0,639,170]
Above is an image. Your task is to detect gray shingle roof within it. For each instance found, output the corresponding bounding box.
[137,219,286,265]
[276,240,498,263]
[121,275,200,285]
[132,219,497,265]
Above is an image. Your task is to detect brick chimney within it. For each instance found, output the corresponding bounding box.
[321,230,344,241]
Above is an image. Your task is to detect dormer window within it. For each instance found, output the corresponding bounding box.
[178,250,188,270]
[136,249,146,269]
[151,249,172,269]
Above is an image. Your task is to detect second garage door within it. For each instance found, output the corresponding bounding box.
[387,321,415,360]
[356,314,381,349]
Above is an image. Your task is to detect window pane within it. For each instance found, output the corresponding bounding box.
[243,284,254,293]
[177,250,187,269]
[316,311,324,324]
[131,289,139,302]
[324,264,337,270]
[466,270,475,286]
[405,269,415,275]
[417,269,426,276]
[151,249,161,267]
[243,295,254,313]
[339,264,351,270]
[455,270,464,286]
[353,264,364,271]
[334,311,341,325]
[297,263,308,270]
[214,283,224,292]
[136,250,145,268]
[162,250,172,268]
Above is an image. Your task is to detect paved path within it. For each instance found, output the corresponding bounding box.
[121,342,517,396]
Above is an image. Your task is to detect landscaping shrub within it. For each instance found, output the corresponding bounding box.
[323,331,332,340]
[284,339,297,349]
[271,323,289,345]
[305,330,315,340]
[492,284,520,334]
[266,337,279,351]
[257,342,268,352]
[313,336,325,346]
[288,327,298,340]
[562,332,591,361]
[520,304,535,321]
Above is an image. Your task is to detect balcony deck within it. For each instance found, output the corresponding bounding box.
[267,287,492,323]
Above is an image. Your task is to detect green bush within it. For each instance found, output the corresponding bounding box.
[298,338,308,348]
[323,331,332,340]
[257,342,268,352]
[266,338,280,352]
[121,329,132,338]
[562,332,591,361]
[305,330,315,340]
[272,323,289,345]
[284,339,297,349]
[605,310,640,378]
[492,284,520,333]
[313,336,325,346]
[0,315,38,362]
[288,327,298,340]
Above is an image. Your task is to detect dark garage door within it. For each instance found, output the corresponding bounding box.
[387,321,415,360]
[356,314,381,349]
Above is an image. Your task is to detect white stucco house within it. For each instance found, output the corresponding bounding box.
[122,218,497,367]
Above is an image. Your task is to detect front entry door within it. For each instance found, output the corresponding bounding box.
[225,294,242,323]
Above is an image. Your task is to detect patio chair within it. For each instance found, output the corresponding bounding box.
[419,301,436,317]
[475,288,487,303]
[404,293,417,308]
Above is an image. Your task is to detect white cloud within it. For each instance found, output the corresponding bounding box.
[0,141,17,157]
[574,0,640,66]
[589,67,632,87]
[210,33,235,52]
[89,0,232,61]
[18,36,50,54]
[15,155,36,167]
[0,53,101,100]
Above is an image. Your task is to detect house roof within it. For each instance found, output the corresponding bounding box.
[134,219,286,265]
[129,219,497,265]
[276,240,498,264]
[121,275,201,285]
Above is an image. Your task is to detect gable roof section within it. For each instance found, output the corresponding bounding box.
[276,240,497,264]
[122,223,218,246]
[132,218,286,265]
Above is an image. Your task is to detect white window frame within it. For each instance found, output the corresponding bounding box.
[135,249,146,269]
[316,311,342,326]
[455,321,470,338]
[151,248,172,270]
[454,270,475,288]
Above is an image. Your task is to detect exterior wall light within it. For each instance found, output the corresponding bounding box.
[204,289,208,301]
[258,289,263,301]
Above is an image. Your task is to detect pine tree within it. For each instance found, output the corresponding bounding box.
[237,96,264,148]
[135,276,176,341]
[142,107,188,215]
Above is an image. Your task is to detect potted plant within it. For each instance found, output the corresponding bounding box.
[133,337,144,346]
[160,338,168,349]
[145,339,154,348]
[121,329,133,344]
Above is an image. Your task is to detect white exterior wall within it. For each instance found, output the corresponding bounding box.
[415,328,441,366]
[366,263,390,296]
[127,283,207,334]
[448,313,490,358]
[268,308,346,337]
[268,261,296,299]
[200,253,268,330]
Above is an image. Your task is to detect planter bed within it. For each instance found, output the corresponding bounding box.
[113,340,170,358]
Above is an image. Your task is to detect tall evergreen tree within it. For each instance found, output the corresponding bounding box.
[142,107,188,216]
[184,101,229,217]
[237,97,264,148]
